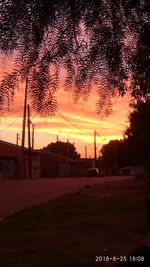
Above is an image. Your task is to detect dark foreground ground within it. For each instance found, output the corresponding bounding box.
[0,176,127,219]
[0,177,150,267]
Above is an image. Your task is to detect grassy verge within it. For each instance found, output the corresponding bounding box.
[0,178,150,267]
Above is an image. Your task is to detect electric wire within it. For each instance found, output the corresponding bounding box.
[0,111,23,133]
[33,123,57,140]
[56,110,91,135]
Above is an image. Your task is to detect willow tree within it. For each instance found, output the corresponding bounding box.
[0,0,149,115]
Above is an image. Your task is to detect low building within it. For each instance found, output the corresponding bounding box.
[0,140,40,179]
[40,151,93,178]
[0,140,95,179]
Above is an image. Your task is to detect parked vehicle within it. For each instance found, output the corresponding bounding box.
[87,168,100,177]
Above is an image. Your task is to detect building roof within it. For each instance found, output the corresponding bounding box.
[0,139,40,158]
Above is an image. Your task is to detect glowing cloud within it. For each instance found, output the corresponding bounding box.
[0,55,131,157]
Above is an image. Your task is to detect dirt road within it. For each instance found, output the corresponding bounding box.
[0,176,133,220]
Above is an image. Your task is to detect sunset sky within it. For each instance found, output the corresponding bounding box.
[0,54,132,158]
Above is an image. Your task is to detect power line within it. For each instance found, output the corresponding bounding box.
[33,123,56,140]
[56,110,91,135]
[0,111,23,133]
[3,109,23,116]
[33,121,88,151]
[30,112,39,121]
[0,110,8,121]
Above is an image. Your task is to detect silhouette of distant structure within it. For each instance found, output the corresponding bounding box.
[0,140,40,179]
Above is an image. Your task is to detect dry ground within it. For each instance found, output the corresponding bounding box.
[0,177,150,267]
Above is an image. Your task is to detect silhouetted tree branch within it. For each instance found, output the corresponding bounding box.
[0,0,149,115]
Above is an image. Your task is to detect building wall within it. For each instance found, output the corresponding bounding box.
[0,141,20,158]
[32,159,41,178]
[0,141,40,179]
[40,152,94,178]
[0,158,18,178]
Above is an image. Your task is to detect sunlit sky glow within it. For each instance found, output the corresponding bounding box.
[0,54,132,157]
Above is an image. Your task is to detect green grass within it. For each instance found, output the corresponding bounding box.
[0,179,150,267]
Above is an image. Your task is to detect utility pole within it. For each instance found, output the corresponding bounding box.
[32,123,34,150]
[67,139,70,177]
[16,133,19,146]
[27,104,32,179]
[20,77,28,178]
[94,130,97,167]
[67,138,69,158]
[114,142,118,175]
[85,145,87,158]
[21,78,28,151]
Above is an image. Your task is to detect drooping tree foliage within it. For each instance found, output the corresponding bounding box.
[125,100,150,167]
[100,100,150,172]
[0,0,149,115]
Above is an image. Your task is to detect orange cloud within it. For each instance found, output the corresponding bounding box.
[0,55,132,157]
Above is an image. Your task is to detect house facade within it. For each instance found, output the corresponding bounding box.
[40,150,93,178]
[0,140,95,179]
[0,140,40,179]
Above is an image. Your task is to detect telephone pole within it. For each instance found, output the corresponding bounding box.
[67,139,70,176]
[20,78,28,178]
[94,130,97,167]
[67,138,69,158]
[27,104,32,179]
[21,78,28,150]
[85,145,87,158]
[114,142,118,175]
[16,133,19,146]
[32,123,34,150]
